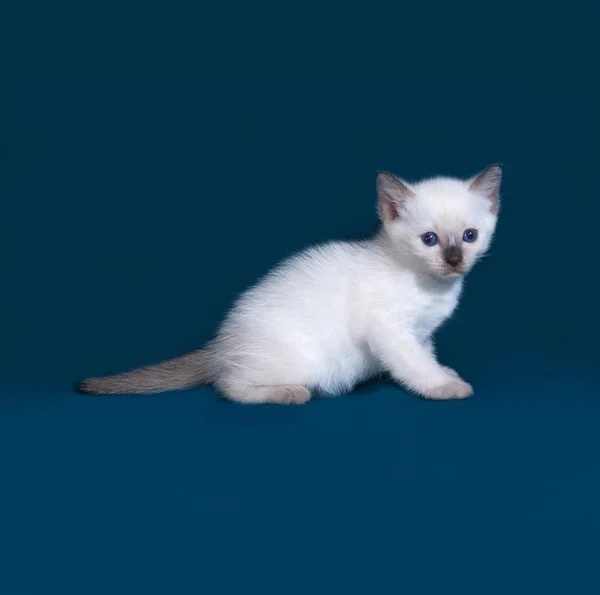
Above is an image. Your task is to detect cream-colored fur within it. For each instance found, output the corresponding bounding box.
[77,165,501,404]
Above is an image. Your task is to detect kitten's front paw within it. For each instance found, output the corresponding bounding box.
[421,379,473,400]
[441,366,460,379]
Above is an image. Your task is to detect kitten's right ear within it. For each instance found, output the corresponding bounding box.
[376,171,415,222]
[469,164,503,215]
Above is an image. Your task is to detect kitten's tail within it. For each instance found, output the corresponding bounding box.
[74,348,217,395]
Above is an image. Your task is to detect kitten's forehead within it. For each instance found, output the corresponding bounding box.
[405,177,491,228]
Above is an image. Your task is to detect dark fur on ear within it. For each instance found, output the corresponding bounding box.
[376,171,415,222]
[469,164,503,215]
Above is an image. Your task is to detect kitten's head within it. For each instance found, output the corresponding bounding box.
[377,165,502,279]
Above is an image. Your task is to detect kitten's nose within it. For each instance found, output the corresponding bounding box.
[444,246,463,267]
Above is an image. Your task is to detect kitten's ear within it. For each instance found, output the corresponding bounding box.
[469,164,502,215]
[376,171,415,222]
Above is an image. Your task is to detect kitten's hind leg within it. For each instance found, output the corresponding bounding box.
[218,380,312,405]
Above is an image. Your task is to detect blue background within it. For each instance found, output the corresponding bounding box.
[1,2,598,593]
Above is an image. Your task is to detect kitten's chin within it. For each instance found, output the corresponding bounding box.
[439,269,465,280]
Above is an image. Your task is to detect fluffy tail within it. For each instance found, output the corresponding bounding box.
[75,348,216,395]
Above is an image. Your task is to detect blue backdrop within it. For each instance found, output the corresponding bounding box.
[1,2,598,593]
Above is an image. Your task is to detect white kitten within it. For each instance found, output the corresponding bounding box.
[77,165,502,404]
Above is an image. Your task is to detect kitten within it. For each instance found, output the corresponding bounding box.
[76,165,502,404]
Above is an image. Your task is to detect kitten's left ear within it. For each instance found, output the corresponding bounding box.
[469,164,503,215]
[376,171,415,222]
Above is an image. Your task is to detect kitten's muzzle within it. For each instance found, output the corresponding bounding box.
[443,245,463,268]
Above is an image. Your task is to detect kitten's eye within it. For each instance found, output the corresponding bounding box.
[463,229,478,243]
[421,232,438,246]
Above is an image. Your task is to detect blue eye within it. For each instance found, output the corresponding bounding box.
[463,229,478,243]
[421,232,438,246]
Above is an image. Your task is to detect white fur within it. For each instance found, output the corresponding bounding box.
[209,168,500,403]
